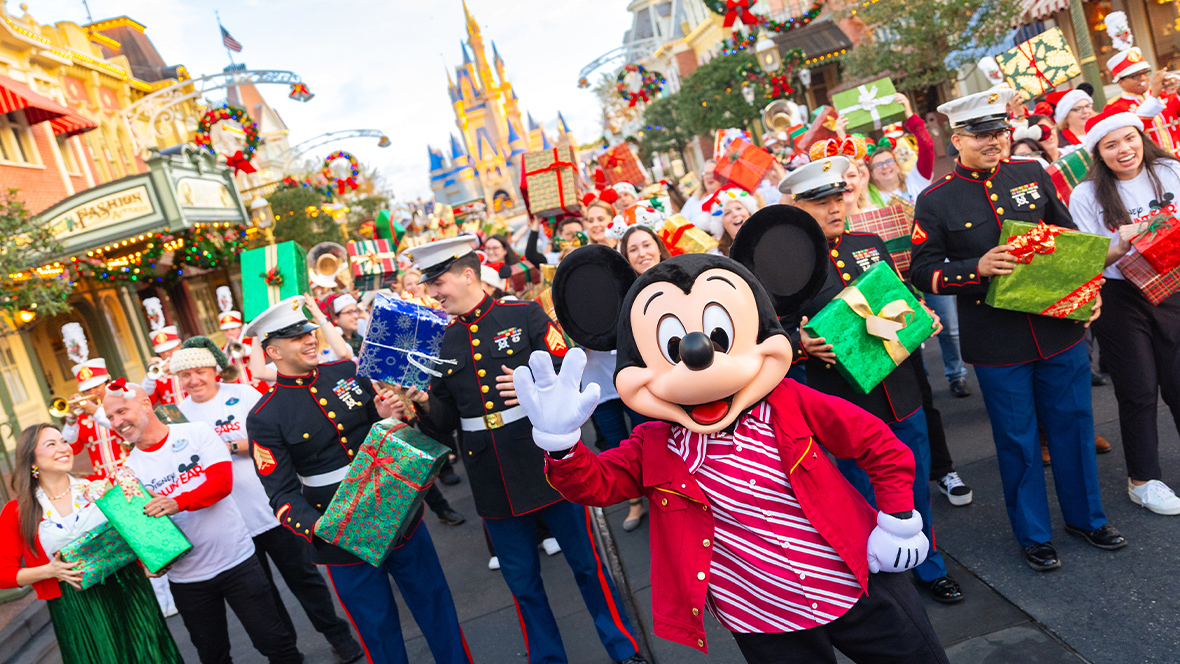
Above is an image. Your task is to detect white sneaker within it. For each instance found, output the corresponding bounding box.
[488,556,500,570]
[1128,479,1180,515]
[541,537,562,556]
[937,472,973,506]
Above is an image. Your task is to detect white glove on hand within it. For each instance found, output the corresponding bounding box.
[513,348,600,453]
[866,511,929,574]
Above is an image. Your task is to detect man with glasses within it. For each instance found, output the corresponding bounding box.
[910,89,1125,573]
[325,293,365,357]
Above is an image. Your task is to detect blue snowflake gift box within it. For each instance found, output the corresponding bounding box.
[358,294,451,390]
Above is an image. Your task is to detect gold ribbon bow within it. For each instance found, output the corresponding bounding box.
[353,250,398,267]
[835,287,914,366]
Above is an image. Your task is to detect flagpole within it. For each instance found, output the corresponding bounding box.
[216,11,236,68]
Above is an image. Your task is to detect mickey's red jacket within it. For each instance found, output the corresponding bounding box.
[545,378,916,653]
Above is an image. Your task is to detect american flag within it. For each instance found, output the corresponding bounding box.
[221,26,242,53]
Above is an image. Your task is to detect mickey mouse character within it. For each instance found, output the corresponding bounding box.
[512,209,950,663]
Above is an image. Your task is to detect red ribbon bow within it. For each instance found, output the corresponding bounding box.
[768,75,794,98]
[723,0,760,28]
[337,176,359,195]
[225,150,256,176]
[262,267,284,286]
[1008,221,1064,264]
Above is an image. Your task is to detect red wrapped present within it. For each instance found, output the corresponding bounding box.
[499,260,543,294]
[794,105,838,152]
[521,146,581,218]
[600,143,645,187]
[347,240,398,291]
[714,139,776,193]
[1116,249,1180,305]
[1131,213,1180,273]
[846,205,914,274]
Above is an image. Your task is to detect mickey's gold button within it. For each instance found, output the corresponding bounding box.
[996,207,1004,214]
[703,539,711,547]
[478,369,486,377]
[481,385,489,393]
[702,505,708,511]
[697,639,704,647]
[474,353,482,361]
[470,324,478,333]
[319,398,327,405]
[692,608,700,616]
[965,222,972,228]
[661,498,668,506]
[303,433,309,439]
[697,572,706,580]
[485,401,494,409]
[472,338,480,346]
[328,411,336,418]
[836,261,845,268]
[830,249,839,257]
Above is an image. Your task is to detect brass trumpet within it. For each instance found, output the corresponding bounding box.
[49,396,89,418]
[226,341,245,359]
[146,359,169,381]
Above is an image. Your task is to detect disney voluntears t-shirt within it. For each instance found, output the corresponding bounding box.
[123,421,254,583]
[178,383,278,537]
[1068,159,1180,280]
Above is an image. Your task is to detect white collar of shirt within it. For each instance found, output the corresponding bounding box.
[669,401,771,474]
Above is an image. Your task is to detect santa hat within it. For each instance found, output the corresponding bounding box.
[480,265,506,290]
[612,182,638,198]
[73,358,110,392]
[1083,110,1143,153]
[151,326,181,354]
[168,337,227,374]
[1052,89,1092,125]
[707,185,758,218]
[581,188,618,207]
[1106,12,1151,81]
[105,377,135,400]
[331,293,358,314]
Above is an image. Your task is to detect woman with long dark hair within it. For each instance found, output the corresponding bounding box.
[1069,112,1180,515]
[481,234,520,270]
[0,423,182,663]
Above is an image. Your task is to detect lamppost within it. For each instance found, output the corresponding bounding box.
[755,32,782,74]
[250,197,276,245]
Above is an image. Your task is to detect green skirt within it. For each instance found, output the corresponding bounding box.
[46,562,183,664]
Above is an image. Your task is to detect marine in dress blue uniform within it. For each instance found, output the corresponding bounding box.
[910,90,1125,568]
[244,296,471,664]
[408,237,643,664]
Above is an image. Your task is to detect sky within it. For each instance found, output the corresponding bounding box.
[11,0,635,200]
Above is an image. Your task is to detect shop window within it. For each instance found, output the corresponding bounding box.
[0,337,29,404]
[1087,0,1128,85]
[57,135,80,174]
[0,112,37,165]
[1145,0,1180,71]
[101,295,132,365]
[187,280,223,335]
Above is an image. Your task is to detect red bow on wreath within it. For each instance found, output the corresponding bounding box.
[336,177,359,195]
[225,150,257,176]
[262,267,283,286]
[723,0,760,28]
[768,75,794,98]
[628,90,651,107]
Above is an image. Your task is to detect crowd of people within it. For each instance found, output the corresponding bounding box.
[1,19,1178,663]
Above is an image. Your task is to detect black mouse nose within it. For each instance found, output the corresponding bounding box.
[679,332,715,371]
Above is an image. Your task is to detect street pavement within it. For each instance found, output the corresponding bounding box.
[164,341,1179,663]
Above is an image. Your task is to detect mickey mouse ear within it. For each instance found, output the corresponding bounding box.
[729,204,828,316]
[552,245,636,351]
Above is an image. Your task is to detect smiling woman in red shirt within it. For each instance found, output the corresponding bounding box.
[0,423,182,664]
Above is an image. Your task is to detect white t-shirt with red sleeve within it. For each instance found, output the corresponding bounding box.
[123,421,254,583]
[179,384,279,537]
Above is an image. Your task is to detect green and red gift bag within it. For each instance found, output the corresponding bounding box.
[348,240,398,291]
[521,146,582,218]
[803,261,934,394]
[1131,214,1180,273]
[240,241,309,322]
[1116,249,1180,305]
[846,205,913,274]
[58,521,137,590]
[600,143,645,187]
[315,419,451,567]
[91,468,192,574]
[984,221,1108,321]
[714,139,776,193]
[1045,149,1092,206]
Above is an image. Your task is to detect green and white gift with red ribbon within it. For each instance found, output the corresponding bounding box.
[240,241,309,322]
[984,220,1108,321]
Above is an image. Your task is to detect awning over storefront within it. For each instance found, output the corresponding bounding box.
[1023,0,1069,22]
[0,74,97,137]
[772,17,853,61]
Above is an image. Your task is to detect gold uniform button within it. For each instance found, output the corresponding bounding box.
[474,353,482,361]
[969,273,976,278]
[697,572,706,581]
[836,260,845,268]
[310,387,317,393]
[996,207,1004,214]
[507,349,513,355]
[296,379,303,385]
[337,424,344,430]
[328,411,336,418]
[348,449,354,456]
[965,222,972,228]
[703,539,711,547]
[485,401,494,409]
[470,324,478,333]
[481,385,490,393]
[842,273,851,281]
[303,433,310,439]
[830,249,839,257]
[956,275,962,280]
[341,437,347,443]
[319,398,327,405]
[990,194,998,201]
[474,309,481,316]
[478,369,486,377]
[472,338,480,347]
[1030,203,1036,209]
[296,522,300,528]
[986,181,993,189]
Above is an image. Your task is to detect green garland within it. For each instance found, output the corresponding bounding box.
[717,3,824,56]
[734,48,807,99]
[70,226,250,285]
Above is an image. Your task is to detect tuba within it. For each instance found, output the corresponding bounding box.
[762,99,797,133]
[308,242,350,289]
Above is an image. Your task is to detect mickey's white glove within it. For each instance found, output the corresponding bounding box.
[866,511,929,574]
[513,348,600,453]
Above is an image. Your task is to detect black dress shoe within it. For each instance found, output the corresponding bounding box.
[438,466,461,486]
[615,655,649,664]
[950,379,972,398]
[925,576,964,603]
[436,508,466,526]
[1023,542,1061,571]
[330,638,365,664]
[1065,523,1127,550]
[1091,370,1108,386]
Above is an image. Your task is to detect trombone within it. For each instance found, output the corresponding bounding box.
[49,396,90,419]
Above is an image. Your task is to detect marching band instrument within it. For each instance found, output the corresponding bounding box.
[50,396,89,419]
[146,358,169,381]
[308,242,351,289]
[226,341,246,359]
[762,99,797,133]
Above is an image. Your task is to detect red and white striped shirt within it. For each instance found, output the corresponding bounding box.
[669,401,862,633]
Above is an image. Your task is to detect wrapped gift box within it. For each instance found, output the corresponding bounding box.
[154,404,188,425]
[831,78,907,134]
[1046,149,1092,205]
[995,27,1081,97]
[803,261,933,394]
[600,143,646,187]
[714,139,776,193]
[985,220,1108,321]
[846,205,913,274]
[315,419,450,566]
[521,146,582,218]
[92,468,192,574]
[1131,214,1180,273]
[374,209,406,248]
[500,260,543,294]
[348,240,398,291]
[240,242,309,322]
[358,294,449,390]
[794,105,838,152]
[1116,250,1180,305]
[659,214,719,256]
[59,521,137,590]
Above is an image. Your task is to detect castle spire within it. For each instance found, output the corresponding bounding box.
[463,0,482,42]
[492,41,503,68]
[460,40,471,64]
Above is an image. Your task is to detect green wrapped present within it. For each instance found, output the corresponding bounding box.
[315,419,450,566]
[58,521,137,590]
[803,261,933,394]
[831,78,907,134]
[374,209,405,248]
[985,220,1107,321]
[93,467,192,574]
[240,241,309,322]
[994,27,1081,97]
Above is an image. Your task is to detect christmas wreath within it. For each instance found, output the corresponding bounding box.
[194,105,260,175]
[616,64,665,107]
[735,49,806,99]
[717,3,823,54]
[703,0,762,28]
[322,151,361,195]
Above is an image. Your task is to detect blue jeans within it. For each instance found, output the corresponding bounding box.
[323,520,469,664]
[591,398,648,450]
[973,342,1107,546]
[925,295,967,383]
[835,409,948,583]
[483,501,640,664]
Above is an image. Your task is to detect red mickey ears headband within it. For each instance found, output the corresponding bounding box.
[106,377,135,399]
